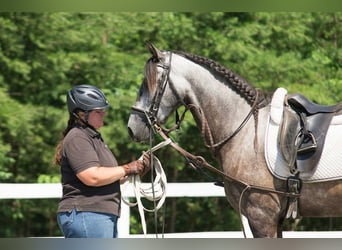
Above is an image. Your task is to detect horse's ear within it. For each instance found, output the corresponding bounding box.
[146,41,163,61]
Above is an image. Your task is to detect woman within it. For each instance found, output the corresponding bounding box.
[54,84,149,238]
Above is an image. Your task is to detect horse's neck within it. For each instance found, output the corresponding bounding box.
[185,70,253,144]
[172,54,255,146]
[188,75,272,184]
[175,56,274,185]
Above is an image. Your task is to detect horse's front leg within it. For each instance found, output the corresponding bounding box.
[245,192,285,238]
[225,182,286,238]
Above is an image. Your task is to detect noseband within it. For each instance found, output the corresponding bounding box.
[131,52,174,132]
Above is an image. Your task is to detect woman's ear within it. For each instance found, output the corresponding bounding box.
[74,111,85,120]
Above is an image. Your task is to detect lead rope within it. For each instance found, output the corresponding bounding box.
[149,127,160,238]
[121,138,171,237]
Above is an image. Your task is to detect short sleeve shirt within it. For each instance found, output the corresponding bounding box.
[57,126,121,216]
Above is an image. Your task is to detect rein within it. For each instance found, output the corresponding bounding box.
[155,125,299,198]
[190,90,260,151]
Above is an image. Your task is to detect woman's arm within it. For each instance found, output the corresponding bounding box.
[76,160,144,187]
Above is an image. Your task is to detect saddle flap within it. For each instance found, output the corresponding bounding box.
[278,106,300,169]
[296,113,334,174]
[278,103,335,176]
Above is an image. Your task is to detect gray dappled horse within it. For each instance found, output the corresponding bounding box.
[127,43,342,238]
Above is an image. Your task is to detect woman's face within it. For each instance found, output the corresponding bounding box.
[84,109,107,129]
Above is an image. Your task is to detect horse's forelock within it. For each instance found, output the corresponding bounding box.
[144,58,158,96]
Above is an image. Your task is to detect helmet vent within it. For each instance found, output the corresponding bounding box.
[88,93,100,100]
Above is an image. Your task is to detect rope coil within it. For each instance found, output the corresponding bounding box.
[121,139,171,236]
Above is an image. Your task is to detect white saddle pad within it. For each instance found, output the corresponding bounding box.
[265,88,342,183]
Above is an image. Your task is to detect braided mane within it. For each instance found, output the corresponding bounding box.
[175,51,271,108]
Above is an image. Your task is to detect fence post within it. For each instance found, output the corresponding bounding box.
[118,202,130,237]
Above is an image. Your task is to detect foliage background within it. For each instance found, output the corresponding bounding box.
[0,12,341,237]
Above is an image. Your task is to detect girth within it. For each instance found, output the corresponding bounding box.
[279,93,342,176]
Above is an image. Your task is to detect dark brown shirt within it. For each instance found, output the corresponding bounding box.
[57,125,121,216]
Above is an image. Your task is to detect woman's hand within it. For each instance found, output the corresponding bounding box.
[123,159,144,176]
[140,152,151,177]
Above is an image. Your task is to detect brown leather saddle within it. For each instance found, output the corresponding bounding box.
[279,93,342,176]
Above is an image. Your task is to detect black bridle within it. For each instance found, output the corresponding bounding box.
[131,52,183,133]
[130,52,174,238]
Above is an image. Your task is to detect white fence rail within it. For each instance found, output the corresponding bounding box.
[0,183,341,238]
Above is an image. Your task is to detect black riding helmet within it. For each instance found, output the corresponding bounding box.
[67,85,110,118]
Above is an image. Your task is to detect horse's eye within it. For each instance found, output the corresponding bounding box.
[152,57,159,63]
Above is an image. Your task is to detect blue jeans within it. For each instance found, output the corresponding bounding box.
[57,209,118,238]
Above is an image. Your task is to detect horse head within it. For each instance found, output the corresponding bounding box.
[128,43,186,142]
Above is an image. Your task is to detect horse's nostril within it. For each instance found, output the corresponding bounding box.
[127,127,134,140]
